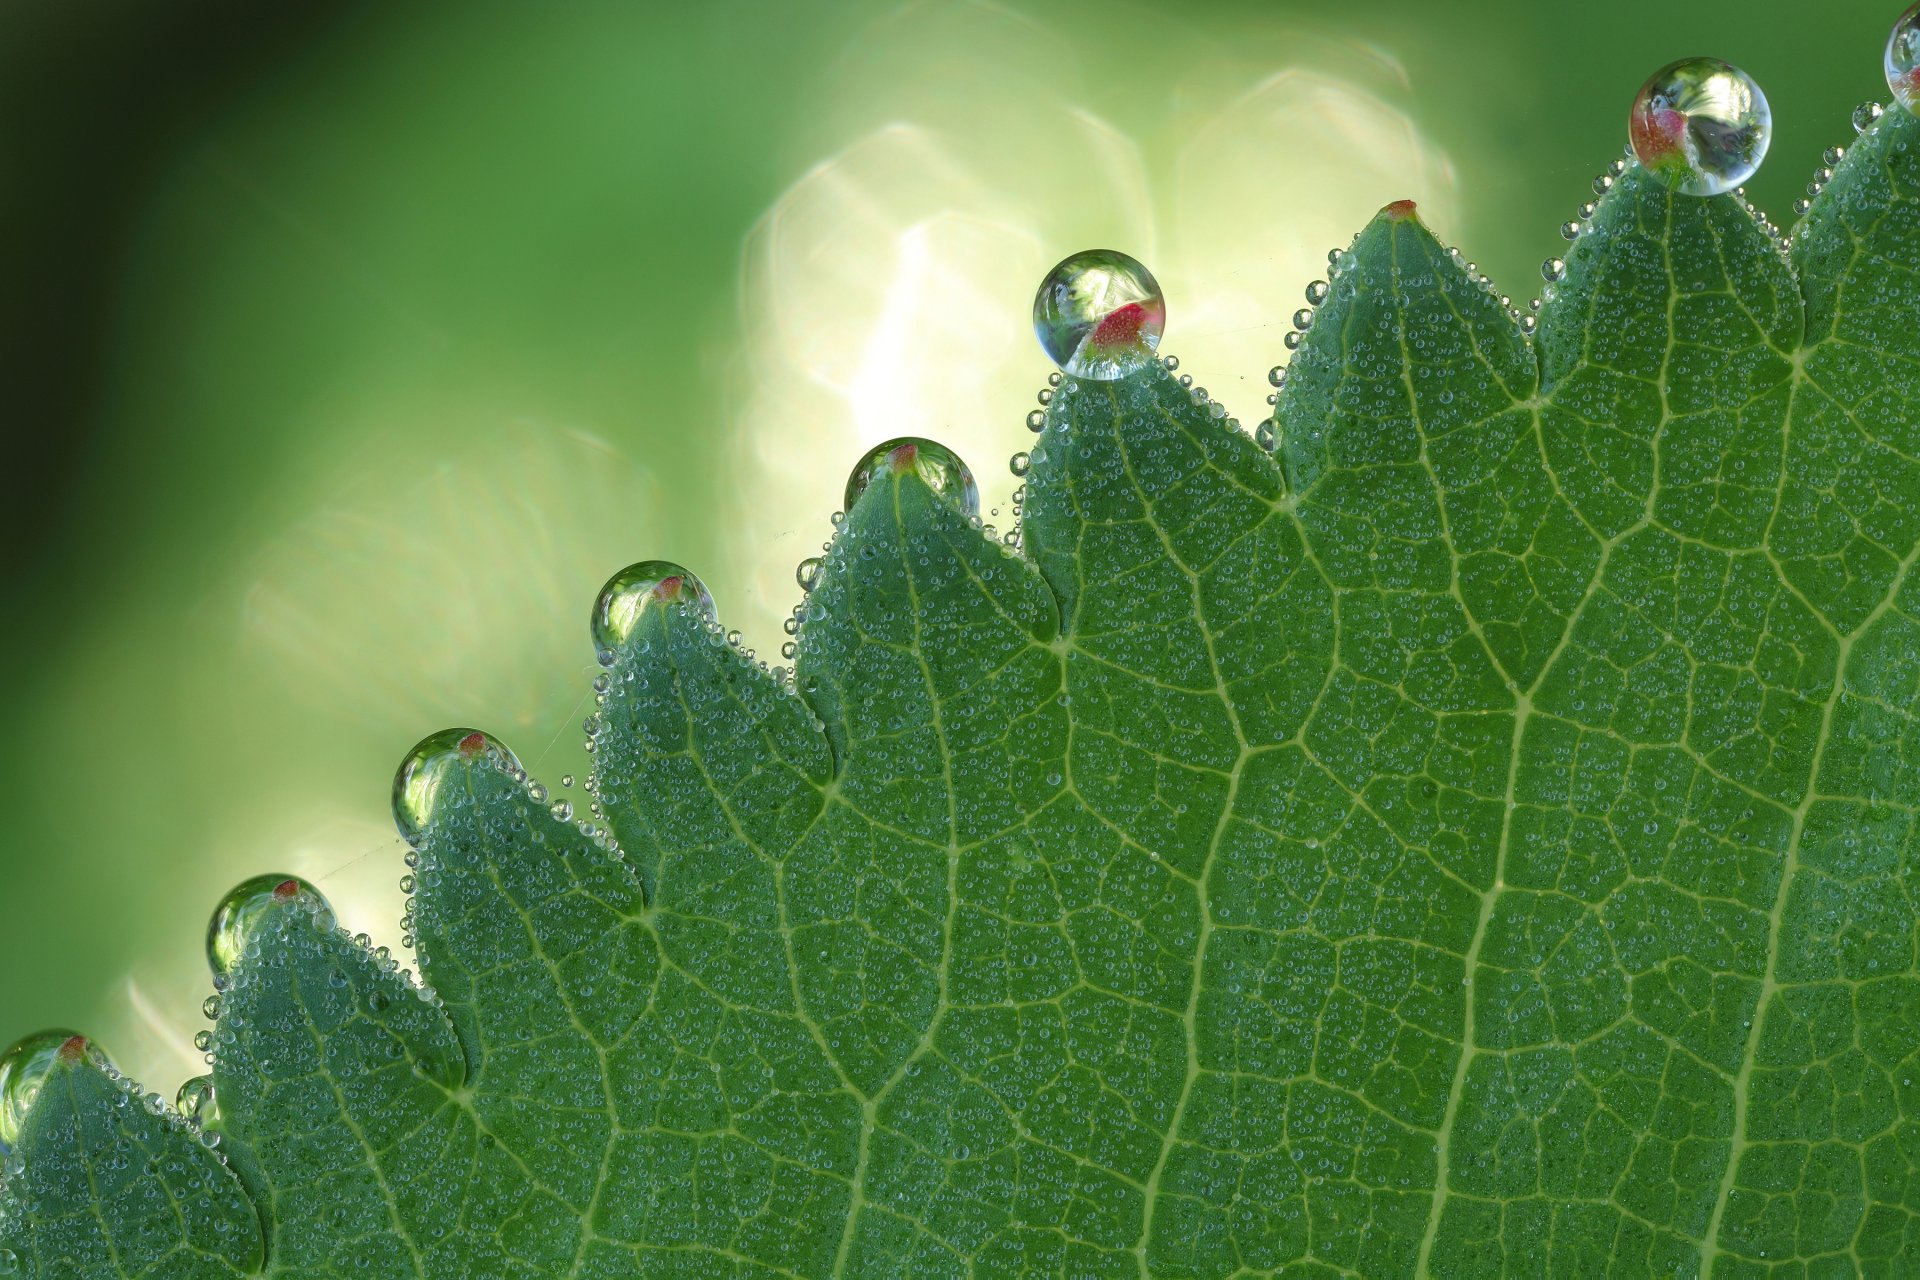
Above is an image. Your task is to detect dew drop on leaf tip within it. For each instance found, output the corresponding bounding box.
[0,1029,99,1150]
[391,728,525,846]
[1031,249,1165,380]
[206,873,335,978]
[591,560,715,659]
[843,438,979,517]
[1629,57,1770,196]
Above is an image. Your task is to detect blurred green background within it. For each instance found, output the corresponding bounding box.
[0,0,1897,1092]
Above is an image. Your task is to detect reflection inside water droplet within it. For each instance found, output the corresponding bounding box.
[206,874,334,978]
[1890,6,1920,108]
[1031,249,1165,380]
[590,560,714,656]
[390,729,524,846]
[1628,57,1771,196]
[175,1074,219,1128]
[843,438,980,517]
[0,1030,98,1149]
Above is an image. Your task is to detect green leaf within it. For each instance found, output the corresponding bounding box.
[8,103,1920,1277]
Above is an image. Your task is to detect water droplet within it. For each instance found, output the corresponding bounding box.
[1542,257,1566,282]
[391,728,524,845]
[1304,280,1329,304]
[1291,308,1314,330]
[590,560,714,655]
[843,438,979,517]
[175,1075,219,1128]
[1560,220,1582,240]
[201,994,222,1021]
[1892,6,1920,108]
[1009,451,1031,477]
[796,557,823,592]
[1855,100,1886,132]
[1629,57,1771,196]
[1268,365,1287,387]
[0,1031,98,1149]
[1255,421,1278,452]
[1031,249,1165,380]
[206,875,334,979]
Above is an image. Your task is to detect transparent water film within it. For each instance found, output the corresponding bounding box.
[392,729,524,846]
[1031,249,1165,380]
[844,438,980,517]
[1891,4,1920,109]
[0,1030,94,1150]
[206,874,335,979]
[1629,57,1771,196]
[590,560,714,656]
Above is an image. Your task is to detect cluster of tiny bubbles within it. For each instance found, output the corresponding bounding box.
[1628,56,1771,196]
[1031,248,1166,380]
[205,874,334,983]
[590,560,714,667]
[0,1029,97,1153]
[390,727,525,847]
[1891,3,1920,107]
[843,437,980,518]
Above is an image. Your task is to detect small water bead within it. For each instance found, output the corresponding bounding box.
[1046,371,1062,387]
[206,874,334,979]
[1009,451,1031,477]
[1856,100,1886,132]
[1291,308,1314,330]
[1560,220,1582,240]
[1542,257,1566,282]
[591,560,714,657]
[1036,388,1052,406]
[1304,280,1329,305]
[1031,249,1165,380]
[1629,57,1771,196]
[0,1030,97,1149]
[796,557,822,592]
[843,438,979,517]
[1255,420,1278,452]
[175,1075,218,1128]
[1268,365,1287,387]
[391,728,523,845]
[1891,5,1920,108]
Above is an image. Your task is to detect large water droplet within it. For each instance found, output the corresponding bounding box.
[843,439,979,517]
[1031,249,1165,380]
[590,561,714,655]
[392,729,524,845]
[0,1030,96,1149]
[206,875,334,979]
[1629,57,1771,196]
[1890,5,1920,108]
[175,1075,219,1129]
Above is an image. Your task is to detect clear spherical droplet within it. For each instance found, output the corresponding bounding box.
[843,438,979,517]
[590,561,714,655]
[206,874,334,979]
[391,728,524,845]
[1856,100,1886,132]
[1542,257,1566,282]
[1888,10,1920,113]
[796,557,822,592]
[1629,57,1771,196]
[175,1075,219,1128]
[1031,249,1165,380]
[0,1030,96,1149]
[1009,451,1031,477]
